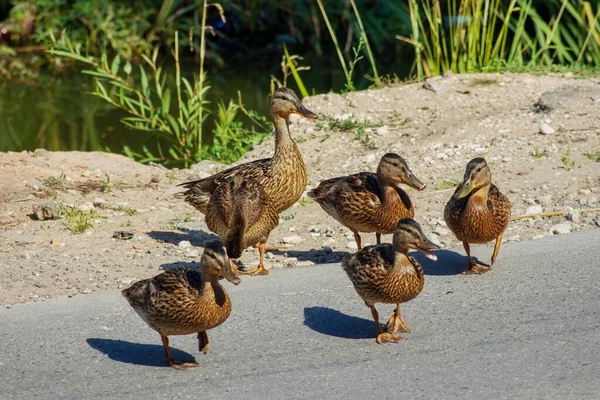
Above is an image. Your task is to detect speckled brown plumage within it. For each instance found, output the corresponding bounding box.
[342,219,439,344]
[444,157,511,274]
[177,87,316,215]
[122,242,240,370]
[309,153,425,249]
[206,175,279,275]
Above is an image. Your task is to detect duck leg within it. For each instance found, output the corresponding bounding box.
[241,242,269,276]
[253,243,283,252]
[228,258,243,275]
[370,305,401,344]
[353,231,362,250]
[376,233,381,245]
[198,331,210,354]
[385,304,411,334]
[462,242,491,275]
[161,335,198,370]
[491,234,503,265]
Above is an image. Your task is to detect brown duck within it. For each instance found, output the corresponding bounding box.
[342,218,439,344]
[122,242,240,370]
[206,175,279,276]
[308,153,425,249]
[444,156,511,274]
[178,87,317,266]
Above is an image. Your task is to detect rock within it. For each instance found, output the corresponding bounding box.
[539,122,555,135]
[565,208,580,223]
[177,240,192,249]
[296,260,316,268]
[32,201,61,220]
[77,202,95,213]
[281,235,304,245]
[364,153,377,164]
[550,223,572,235]
[93,198,107,208]
[321,246,333,254]
[112,231,134,240]
[578,198,588,206]
[525,205,543,215]
[346,241,358,250]
[423,77,446,94]
[434,226,450,236]
[376,125,389,135]
[120,278,135,285]
[50,238,61,245]
[187,249,199,258]
[132,244,149,250]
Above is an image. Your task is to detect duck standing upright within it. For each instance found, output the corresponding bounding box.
[444,157,511,274]
[122,242,240,370]
[205,175,279,275]
[178,88,317,268]
[309,153,425,249]
[342,219,439,344]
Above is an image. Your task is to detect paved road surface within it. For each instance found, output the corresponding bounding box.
[1,229,599,399]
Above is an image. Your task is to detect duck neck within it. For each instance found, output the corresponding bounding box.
[377,176,398,208]
[393,249,424,278]
[272,114,297,159]
[469,183,491,209]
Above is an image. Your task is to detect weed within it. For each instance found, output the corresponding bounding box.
[61,207,96,234]
[343,38,365,92]
[165,171,177,182]
[297,198,314,207]
[120,220,133,228]
[101,175,112,193]
[434,179,460,190]
[584,151,600,162]
[354,127,378,150]
[312,155,322,165]
[532,148,548,158]
[43,171,66,187]
[127,208,138,216]
[281,215,295,221]
[168,212,194,230]
[561,156,575,171]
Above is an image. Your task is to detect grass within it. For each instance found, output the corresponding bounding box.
[168,212,194,230]
[354,127,377,149]
[532,148,548,158]
[43,172,66,187]
[584,151,600,162]
[165,171,177,182]
[61,207,99,234]
[297,198,314,207]
[281,215,295,221]
[561,155,575,170]
[101,175,112,193]
[120,220,133,228]
[434,179,460,190]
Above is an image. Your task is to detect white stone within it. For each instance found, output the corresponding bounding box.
[93,197,107,208]
[539,122,555,135]
[566,208,580,223]
[376,125,389,135]
[550,223,572,235]
[346,241,358,250]
[187,249,199,258]
[177,240,192,249]
[77,202,95,213]
[434,226,450,236]
[296,261,316,268]
[525,205,543,215]
[281,235,304,245]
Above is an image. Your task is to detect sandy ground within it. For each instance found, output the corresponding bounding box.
[1,72,599,306]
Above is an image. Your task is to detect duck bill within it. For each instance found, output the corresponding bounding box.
[296,103,318,119]
[220,256,241,285]
[415,238,440,261]
[405,172,426,191]
[456,178,475,199]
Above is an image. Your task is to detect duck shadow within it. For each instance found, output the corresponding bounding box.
[146,228,218,246]
[303,307,375,339]
[412,249,488,276]
[268,249,348,264]
[87,338,195,367]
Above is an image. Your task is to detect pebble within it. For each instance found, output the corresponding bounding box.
[296,260,316,268]
[281,235,304,245]
[77,202,95,213]
[376,125,389,135]
[525,205,543,215]
[566,208,580,223]
[32,201,61,220]
[321,246,333,254]
[93,198,107,208]
[346,241,358,250]
[550,223,572,235]
[536,195,552,207]
[187,249,199,258]
[120,278,135,285]
[177,240,192,249]
[434,226,450,236]
[539,122,555,135]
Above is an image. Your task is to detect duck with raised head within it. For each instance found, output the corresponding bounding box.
[206,175,279,276]
[122,242,240,370]
[342,218,439,344]
[308,153,425,249]
[177,87,317,268]
[444,156,511,275]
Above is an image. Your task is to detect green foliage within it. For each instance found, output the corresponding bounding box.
[532,148,548,158]
[561,155,575,170]
[168,212,193,230]
[584,151,600,162]
[61,206,98,234]
[43,171,66,187]
[434,179,460,190]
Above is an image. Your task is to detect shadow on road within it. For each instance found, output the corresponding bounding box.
[413,249,484,276]
[86,338,195,367]
[146,228,217,246]
[303,307,375,339]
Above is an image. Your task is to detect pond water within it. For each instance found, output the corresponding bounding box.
[0,52,409,161]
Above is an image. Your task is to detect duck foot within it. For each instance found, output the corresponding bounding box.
[462,263,491,275]
[241,265,269,276]
[168,359,199,370]
[198,331,210,354]
[376,332,402,344]
[385,313,411,334]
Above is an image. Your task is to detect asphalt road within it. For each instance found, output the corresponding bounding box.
[1,229,599,399]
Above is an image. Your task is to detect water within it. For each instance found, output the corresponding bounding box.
[0,52,410,159]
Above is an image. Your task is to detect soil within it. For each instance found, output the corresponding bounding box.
[1,72,599,306]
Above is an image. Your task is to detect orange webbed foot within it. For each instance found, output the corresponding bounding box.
[168,358,199,370]
[462,263,491,275]
[385,315,411,334]
[376,332,402,344]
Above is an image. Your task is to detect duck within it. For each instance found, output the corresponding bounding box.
[308,153,425,249]
[342,218,439,344]
[205,175,279,276]
[177,87,317,266]
[122,242,240,370]
[444,156,511,274]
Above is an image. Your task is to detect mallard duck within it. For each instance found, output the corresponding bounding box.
[178,87,317,266]
[308,153,425,249]
[342,218,439,344]
[206,175,279,276]
[444,156,511,275]
[122,242,240,370]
